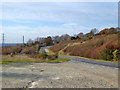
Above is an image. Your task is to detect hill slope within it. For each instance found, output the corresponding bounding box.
[50,33,120,61]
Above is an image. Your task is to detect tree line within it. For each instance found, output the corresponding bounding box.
[27,27,120,46]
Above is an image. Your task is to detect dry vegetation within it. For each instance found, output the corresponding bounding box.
[50,33,120,61]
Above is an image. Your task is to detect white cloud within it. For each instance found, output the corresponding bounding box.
[2,2,117,24]
[2,2,118,43]
[63,23,78,26]
[3,25,90,43]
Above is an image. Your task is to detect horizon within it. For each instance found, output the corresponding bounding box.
[2,2,118,43]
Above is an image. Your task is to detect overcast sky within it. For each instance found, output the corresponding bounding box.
[2,2,118,43]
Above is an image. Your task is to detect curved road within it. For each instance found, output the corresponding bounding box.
[59,56,118,68]
[43,46,118,68]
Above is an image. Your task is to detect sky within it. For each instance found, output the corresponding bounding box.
[2,2,118,43]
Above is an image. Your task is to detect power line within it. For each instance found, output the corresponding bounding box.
[2,33,5,50]
[22,36,24,54]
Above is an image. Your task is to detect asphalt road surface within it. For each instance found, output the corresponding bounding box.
[59,56,118,68]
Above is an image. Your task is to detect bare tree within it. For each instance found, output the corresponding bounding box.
[27,39,33,45]
[91,28,98,35]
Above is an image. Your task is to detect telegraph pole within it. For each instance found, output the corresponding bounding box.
[22,36,24,54]
[2,33,5,51]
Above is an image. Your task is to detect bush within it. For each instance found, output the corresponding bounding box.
[113,49,120,61]
[10,53,13,57]
[101,44,120,61]
[2,46,22,55]
[38,53,48,59]
[96,40,104,47]
[24,46,36,54]
[48,55,58,60]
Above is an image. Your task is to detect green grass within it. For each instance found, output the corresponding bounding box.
[48,48,55,55]
[2,55,71,65]
[47,57,70,62]
[40,48,42,53]
[2,60,39,64]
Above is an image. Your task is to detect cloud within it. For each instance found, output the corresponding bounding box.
[63,23,78,26]
[3,25,90,43]
[2,2,118,43]
[2,2,117,25]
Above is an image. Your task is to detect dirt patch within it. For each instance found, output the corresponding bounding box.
[2,61,118,88]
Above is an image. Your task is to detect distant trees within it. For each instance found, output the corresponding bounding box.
[84,28,98,40]
[78,32,84,37]
[99,27,119,35]
[60,34,70,41]
[38,38,45,44]
[45,36,53,46]
[99,28,109,35]
[27,39,33,45]
[26,27,120,46]
[52,34,70,44]
[53,36,60,44]
[91,28,98,35]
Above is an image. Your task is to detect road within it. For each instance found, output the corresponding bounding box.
[59,56,118,68]
[42,46,118,68]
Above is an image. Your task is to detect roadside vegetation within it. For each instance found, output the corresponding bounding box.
[1,27,120,64]
[50,27,120,62]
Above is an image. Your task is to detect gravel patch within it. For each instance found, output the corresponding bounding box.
[2,61,118,88]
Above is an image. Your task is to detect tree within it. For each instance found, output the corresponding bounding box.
[78,32,84,37]
[108,27,117,34]
[99,28,108,35]
[60,34,70,41]
[45,36,53,46]
[53,36,60,44]
[53,34,70,44]
[38,37,45,44]
[27,39,33,45]
[85,30,95,40]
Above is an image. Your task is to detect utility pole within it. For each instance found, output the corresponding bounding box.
[2,33,5,51]
[22,36,24,54]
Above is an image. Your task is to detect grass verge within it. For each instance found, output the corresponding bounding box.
[2,55,70,65]
[48,48,55,55]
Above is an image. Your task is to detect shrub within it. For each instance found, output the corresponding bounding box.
[99,29,108,35]
[10,53,13,57]
[2,46,22,55]
[96,40,104,47]
[88,36,92,40]
[113,49,120,61]
[101,44,120,61]
[48,54,58,60]
[38,53,48,59]
[24,46,36,54]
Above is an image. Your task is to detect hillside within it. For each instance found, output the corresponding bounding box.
[50,33,120,61]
